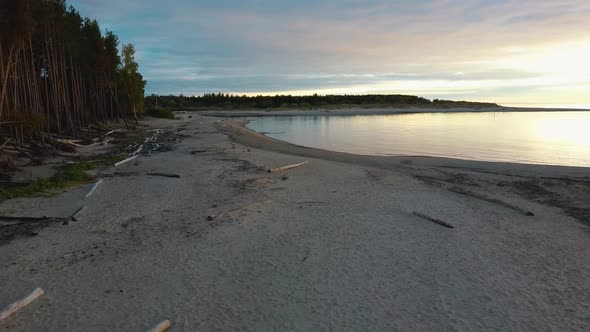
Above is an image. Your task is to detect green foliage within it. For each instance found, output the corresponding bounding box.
[0,0,145,140]
[0,156,123,202]
[145,94,499,110]
[145,107,175,119]
[120,44,146,118]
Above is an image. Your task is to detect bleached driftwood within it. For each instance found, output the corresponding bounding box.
[114,155,140,167]
[0,288,45,321]
[131,144,144,156]
[147,319,171,332]
[54,138,85,147]
[267,161,309,173]
[84,179,103,198]
[104,129,122,136]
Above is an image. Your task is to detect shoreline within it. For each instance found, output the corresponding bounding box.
[199,106,590,117]
[1,113,589,330]
[217,118,590,178]
[218,117,590,226]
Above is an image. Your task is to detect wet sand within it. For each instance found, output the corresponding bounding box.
[1,112,589,331]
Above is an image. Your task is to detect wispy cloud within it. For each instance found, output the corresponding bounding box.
[70,0,590,104]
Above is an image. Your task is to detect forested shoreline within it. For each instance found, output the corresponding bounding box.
[146,93,499,111]
[0,0,145,145]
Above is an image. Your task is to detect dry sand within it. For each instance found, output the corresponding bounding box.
[1,110,589,331]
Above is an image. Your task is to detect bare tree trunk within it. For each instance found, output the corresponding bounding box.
[0,43,15,118]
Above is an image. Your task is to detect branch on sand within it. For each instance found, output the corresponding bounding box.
[147,173,181,179]
[413,212,455,229]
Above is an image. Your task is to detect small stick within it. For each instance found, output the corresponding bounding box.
[413,212,454,229]
[114,155,140,167]
[69,206,86,222]
[207,213,221,221]
[147,173,180,178]
[268,161,309,173]
[104,129,121,136]
[0,288,45,321]
[84,180,103,198]
[148,319,171,332]
[0,138,11,149]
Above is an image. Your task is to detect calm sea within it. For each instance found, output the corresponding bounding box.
[247,111,590,167]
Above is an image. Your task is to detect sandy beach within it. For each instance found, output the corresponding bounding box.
[1,110,589,331]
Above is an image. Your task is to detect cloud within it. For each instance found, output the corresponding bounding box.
[68,0,590,104]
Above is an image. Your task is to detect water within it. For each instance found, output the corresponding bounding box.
[246,111,590,167]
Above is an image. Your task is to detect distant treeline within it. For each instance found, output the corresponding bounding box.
[145,93,499,110]
[0,0,145,143]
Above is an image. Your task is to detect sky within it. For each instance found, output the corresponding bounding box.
[70,0,590,106]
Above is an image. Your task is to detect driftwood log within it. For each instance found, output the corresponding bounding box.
[114,155,140,167]
[268,161,309,173]
[0,288,45,321]
[147,320,171,332]
[84,180,103,198]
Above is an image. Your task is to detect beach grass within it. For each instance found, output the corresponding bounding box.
[0,155,124,202]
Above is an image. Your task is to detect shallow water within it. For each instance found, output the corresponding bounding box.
[246,111,590,167]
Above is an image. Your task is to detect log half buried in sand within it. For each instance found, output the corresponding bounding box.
[0,216,57,222]
[148,319,171,332]
[267,161,309,173]
[413,212,455,229]
[449,186,534,216]
[0,288,45,321]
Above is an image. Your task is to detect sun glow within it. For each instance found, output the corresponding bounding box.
[495,41,590,75]
[532,113,590,145]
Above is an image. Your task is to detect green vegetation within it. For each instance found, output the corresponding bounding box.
[0,155,122,202]
[145,93,499,111]
[0,0,146,144]
[145,107,175,119]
